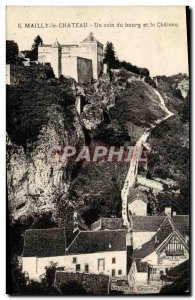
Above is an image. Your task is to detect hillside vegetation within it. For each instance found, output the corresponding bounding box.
[7,72,75,148]
[147,75,189,215]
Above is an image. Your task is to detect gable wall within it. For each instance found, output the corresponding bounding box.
[128,199,147,216]
[133,232,156,249]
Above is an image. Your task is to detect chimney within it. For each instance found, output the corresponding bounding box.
[165,207,172,217]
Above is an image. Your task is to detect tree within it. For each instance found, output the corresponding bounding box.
[139,67,150,77]
[31,35,43,61]
[44,262,58,288]
[103,42,118,69]
[6,40,19,64]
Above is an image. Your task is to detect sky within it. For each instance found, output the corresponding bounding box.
[6,6,189,76]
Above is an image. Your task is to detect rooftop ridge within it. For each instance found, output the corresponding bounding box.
[25,227,65,232]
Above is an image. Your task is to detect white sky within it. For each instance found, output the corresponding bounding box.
[6,6,189,76]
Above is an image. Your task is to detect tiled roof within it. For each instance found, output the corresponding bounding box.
[51,39,61,48]
[68,230,126,254]
[133,217,174,259]
[167,259,189,278]
[82,33,103,46]
[23,228,66,257]
[127,188,148,204]
[132,216,165,232]
[54,271,109,295]
[172,215,189,236]
[133,215,189,259]
[91,218,123,231]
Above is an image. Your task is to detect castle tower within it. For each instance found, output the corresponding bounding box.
[51,39,62,78]
[80,32,103,80]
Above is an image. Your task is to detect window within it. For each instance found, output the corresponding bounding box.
[72,257,77,263]
[76,264,80,272]
[118,270,122,275]
[112,258,116,264]
[112,269,115,277]
[85,264,89,273]
[152,268,157,274]
[98,259,105,271]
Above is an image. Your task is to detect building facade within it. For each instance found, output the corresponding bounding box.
[129,215,189,285]
[38,33,104,81]
[128,188,148,216]
[22,228,127,281]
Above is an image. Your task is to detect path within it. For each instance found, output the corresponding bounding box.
[121,84,173,227]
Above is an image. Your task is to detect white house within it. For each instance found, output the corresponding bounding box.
[129,216,189,285]
[22,228,127,281]
[128,188,148,216]
[132,216,166,249]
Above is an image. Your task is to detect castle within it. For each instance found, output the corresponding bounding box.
[38,33,104,82]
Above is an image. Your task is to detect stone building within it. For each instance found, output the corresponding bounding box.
[38,33,104,81]
[129,215,189,286]
[127,188,148,216]
[22,228,127,281]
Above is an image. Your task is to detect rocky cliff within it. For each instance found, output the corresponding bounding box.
[7,69,167,222]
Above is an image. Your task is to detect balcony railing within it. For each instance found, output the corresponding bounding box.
[165,249,184,256]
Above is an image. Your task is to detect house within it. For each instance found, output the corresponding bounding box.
[129,216,189,285]
[66,230,127,278]
[22,228,127,281]
[22,228,66,280]
[177,78,189,98]
[54,271,110,295]
[131,207,189,249]
[128,188,148,216]
[38,32,103,80]
[132,216,166,249]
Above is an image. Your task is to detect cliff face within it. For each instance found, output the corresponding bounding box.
[7,107,85,219]
[7,70,166,221]
[7,78,85,219]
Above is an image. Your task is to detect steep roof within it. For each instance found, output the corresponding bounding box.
[23,228,66,257]
[133,217,180,259]
[51,39,61,48]
[127,188,148,204]
[68,229,126,254]
[172,215,189,237]
[82,33,103,46]
[54,271,109,295]
[91,218,123,231]
[167,259,189,278]
[132,216,165,232]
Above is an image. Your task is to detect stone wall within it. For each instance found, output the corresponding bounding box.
[61,56,92,83]
[6,64,54,85]
[77,57,93,83]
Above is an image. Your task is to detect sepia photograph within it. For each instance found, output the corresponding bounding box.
[6,6,190,295]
